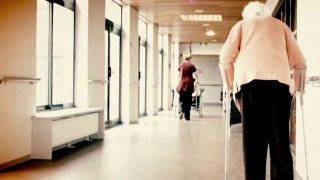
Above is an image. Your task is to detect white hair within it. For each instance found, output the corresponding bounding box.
[183,52,191,60]
[242,1,271,19]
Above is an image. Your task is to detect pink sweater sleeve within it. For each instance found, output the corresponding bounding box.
[219,22,242,69]
[285,26,307,92]
[285,26,306,70]
[219,22,242,88]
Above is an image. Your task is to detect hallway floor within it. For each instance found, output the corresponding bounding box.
[0,105,293,180]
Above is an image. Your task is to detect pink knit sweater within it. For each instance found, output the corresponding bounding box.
[219,16,306,95]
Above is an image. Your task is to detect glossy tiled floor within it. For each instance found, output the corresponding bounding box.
[0,105,288,180]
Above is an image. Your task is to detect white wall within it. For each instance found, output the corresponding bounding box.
[192,56,222,104]
[75,0,105,109]
[163,35,172,110]
[75,0,106,109]
[75,0,89,108]
[295,1,320,179]
[122,6,139,124]
[171,43,180,90]
[146,24,159,115]
[87,0,105,108]
[170,43,180,107]
[0,0,36,168]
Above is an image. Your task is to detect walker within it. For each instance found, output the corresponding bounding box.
[296,69,309,180]
[219,64,231,180]
[220,66,308,180]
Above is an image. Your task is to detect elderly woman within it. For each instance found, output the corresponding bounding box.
[219,1,306,180]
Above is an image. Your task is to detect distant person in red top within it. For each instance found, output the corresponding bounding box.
[176,53,198,120]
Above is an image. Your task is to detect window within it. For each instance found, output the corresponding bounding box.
[105,0,122,126]
[108,33,121,121]
[170,42,175,108]
[36,0,49,107]
[274,0,296,31]
[158,33,164,110]
[138,19,147,116]
[36,0,75,110]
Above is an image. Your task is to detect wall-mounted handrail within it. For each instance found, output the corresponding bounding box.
[199,83,223,87]
[0,76,41,85]
[306,76,320,82]
[88,80,108,85]
[306,76,320,87]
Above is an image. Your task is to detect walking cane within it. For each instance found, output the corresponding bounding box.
[296,69,309,180]
[219,64,231,180]
[224,88,231,180]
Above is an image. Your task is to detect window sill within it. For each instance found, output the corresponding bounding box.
[32,107,103,121]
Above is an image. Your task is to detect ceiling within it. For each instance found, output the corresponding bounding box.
[121,0,266,44]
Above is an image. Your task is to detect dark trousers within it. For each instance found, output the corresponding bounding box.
[237,80,293,180]
[179,91,193,119]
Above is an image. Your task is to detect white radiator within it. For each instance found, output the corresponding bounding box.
[31,108,104,159]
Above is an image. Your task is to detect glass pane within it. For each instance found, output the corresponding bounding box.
[36,0,49,107]
[52,4,74,105]
[158,53,163,109]
[139,45,146,115]
[109,33,120,122]
[105,0,121,26]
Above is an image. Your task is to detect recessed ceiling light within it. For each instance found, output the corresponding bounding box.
[202,23,210,27]
[180,14,223,22]
[195,9,204,13]
[211,39,217,42]
[206,30,216,36]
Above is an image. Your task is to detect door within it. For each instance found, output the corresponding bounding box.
[105,19,121,127]
[138,38,147,116]
[158,52,164,111]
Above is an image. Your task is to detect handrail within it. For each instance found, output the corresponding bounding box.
[306,76,320,87]
[306,76,320,83]
[0,76,41,85]
[88,80,108,85]
[199,83,223,87]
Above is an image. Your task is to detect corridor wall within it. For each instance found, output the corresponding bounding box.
[0,0,37,169]
[295,0,320,179]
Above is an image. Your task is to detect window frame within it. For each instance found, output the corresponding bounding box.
[105,0,123,127]
[138,19,148,116]
[158,33,164,111]
[36,0,76,111]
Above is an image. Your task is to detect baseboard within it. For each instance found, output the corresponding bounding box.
[0,154,31,171]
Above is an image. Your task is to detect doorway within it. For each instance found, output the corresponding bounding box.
[105,19,121,128]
